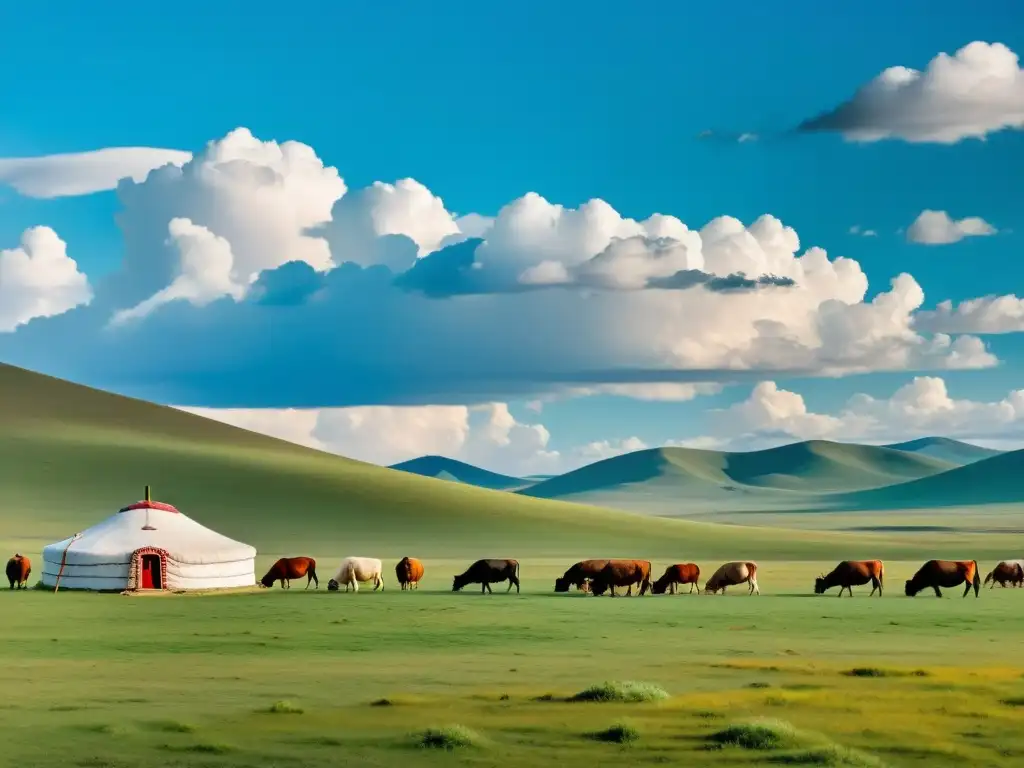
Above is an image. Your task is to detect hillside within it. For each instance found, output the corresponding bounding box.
[0,362,976,565]
[884,436,1002,465]
[834,447,1024,510]
[519,440,954,512]
[389,455,529,490]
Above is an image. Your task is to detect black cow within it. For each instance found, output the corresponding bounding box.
[452,558,520,594]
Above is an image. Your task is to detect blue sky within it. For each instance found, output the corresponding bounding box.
[1,1,1023,473]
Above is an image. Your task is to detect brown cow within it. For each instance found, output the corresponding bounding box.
[704,561,759,595]
[259,557,319,589]
[814,560,884,597]
[396,557,425,590]
[905,559,980,598]
[651,563,700,595]
[554,559,611,592]
[590,560,652,597]
[6,554,31,589]
[983,561,1024,589]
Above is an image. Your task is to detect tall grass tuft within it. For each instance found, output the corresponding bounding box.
[710,719,798,750]
[418,725,483,750]
[570,681,669,703]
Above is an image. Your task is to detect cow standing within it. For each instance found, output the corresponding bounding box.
[395,557,425,590]
[814,560,884,597]
[590,560,652,597]
[6,554,31,589]
[452,559,520,594]
[328,557,384,592]
[554,560,610,592]
[704,561,759,595]
[905,560,980,598]
[651,563,700,595]
[259,557,319,589]
[983,561,1023,589]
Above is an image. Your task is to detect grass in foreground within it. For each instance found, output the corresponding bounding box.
[4,566,1024,767]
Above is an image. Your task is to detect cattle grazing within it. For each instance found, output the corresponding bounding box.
[328,557,384,592]
[452,559,520,594]
[905,559,980,598]
[259,556,319,589]
[651,563,701,595]
[814,560,884,597]
[704,561,759,595]
[395,557,425,590]
[554,559,610,592]
[6,554,31,589]
[590,560,652,597]
[983,561,1024,589]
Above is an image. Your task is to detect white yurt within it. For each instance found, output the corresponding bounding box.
[41,487,257,592]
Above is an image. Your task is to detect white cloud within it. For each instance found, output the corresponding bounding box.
[695,377,1024,451]
[180,402,563,476]
[0,227,92,332]
[0,127,1001,409]
[906,210,997,245]
[800,41,1024,143]
[915,294,1024,334]
[0,147,191,198]
[112,218,247,324]
[849,226,878,238]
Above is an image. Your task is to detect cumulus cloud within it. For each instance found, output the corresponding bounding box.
[799,41,1024,143]
[906,210,997,245]
[112,218,247,324]
[0,127,1001,408]
[695,377,1024,451]
[0,148,190,198]
[179,401,564,476]
[0,227,92,332]
[915,294,1024,334]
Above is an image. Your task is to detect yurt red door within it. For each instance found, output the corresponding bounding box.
[141,554,162,589]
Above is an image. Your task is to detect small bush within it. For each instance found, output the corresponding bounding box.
[590,721,640,744]
[1001,697,1024,707]
[748,681,772,689]
[710,720,797,750]
[149,720,196,734]
[266,700,303,714]
[418,725,483,750]
[570,681,669,703]
[370,698,394,707]
[161,743,233,755]
[842,667,929,679]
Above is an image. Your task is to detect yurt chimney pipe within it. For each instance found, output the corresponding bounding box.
[145,485,151,502]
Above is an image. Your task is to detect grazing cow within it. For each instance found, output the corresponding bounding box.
[395,557,425,590]
[6,554,31,589]
[814,560,884,598]
[704,561,759,595]
[651,563,700,595]
[259,557,319,589]
[452,559,520,594]
[983,561,1024,589]
[590,560,652,597]
[905,560,980,598]
[328,557,384,592]
[554,559,611,592]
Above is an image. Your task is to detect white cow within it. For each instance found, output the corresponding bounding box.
[328,557,384,592]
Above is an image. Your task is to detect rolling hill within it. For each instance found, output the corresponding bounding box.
[1,362,976,566]
[518,440,954,513]
[389,455,529,490]
[884,436,1002,465]
[834,447,1024,510]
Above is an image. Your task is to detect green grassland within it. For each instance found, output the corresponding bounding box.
[3,362,1024,767]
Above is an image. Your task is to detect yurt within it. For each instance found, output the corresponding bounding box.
[41,487,257,592]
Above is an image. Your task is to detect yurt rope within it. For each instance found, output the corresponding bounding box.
[53,532,83,593]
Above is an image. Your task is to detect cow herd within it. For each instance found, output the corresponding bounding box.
[254,556,1024,598]
[6,552,1023,597]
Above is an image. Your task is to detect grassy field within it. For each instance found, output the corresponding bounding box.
[4,362,1024,766]
[5,563,1024,768]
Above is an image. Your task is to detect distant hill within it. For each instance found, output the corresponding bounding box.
[1,362,916,564]
[834,448,1024,510]
[519,440,954,512]
[883,436,1002,465]
[389,455,529,490]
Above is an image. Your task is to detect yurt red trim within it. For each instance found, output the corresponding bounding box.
[127,547,169,591]
[119,500,180,514]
